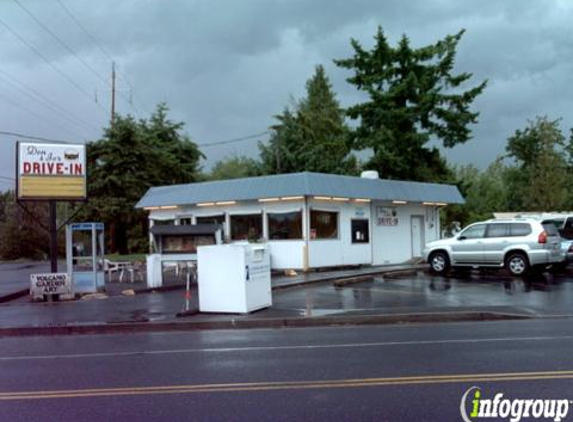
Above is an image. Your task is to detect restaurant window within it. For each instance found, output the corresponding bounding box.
[230,214,262,241]
[196,215,225,226]
[310,210,338,239]
[351,219,369,244]
[268,211,303,240]
[152,219,174,226]
[196,214,225,237]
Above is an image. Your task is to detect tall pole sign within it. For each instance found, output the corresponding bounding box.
[16,142,87,272]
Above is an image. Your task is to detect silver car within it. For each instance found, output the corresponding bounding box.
[423,218,563,276]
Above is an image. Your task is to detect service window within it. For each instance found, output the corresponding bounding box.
[196,215,226,237]
[162,235,215,253]
[485,223,508,238]
[310,210,338,239]
[152,219,174,226]
[196,215,225,226]
[268,211,303,240]
[230,214,262,241]
[351,219,369,244]
[178,217,192,226]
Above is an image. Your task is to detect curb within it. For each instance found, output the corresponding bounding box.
[0,311,533,338]
[273,265,428,290]
[0,289,29,304]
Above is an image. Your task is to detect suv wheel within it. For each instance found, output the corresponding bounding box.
[505,252,529,276]
[429,251,450,275]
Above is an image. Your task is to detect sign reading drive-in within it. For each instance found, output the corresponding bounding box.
[17,142,87,201]
[30,273,73,299]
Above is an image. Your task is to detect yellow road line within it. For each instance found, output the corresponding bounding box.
[2,370,573,401]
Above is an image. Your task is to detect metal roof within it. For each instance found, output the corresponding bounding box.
[135,172,465,208]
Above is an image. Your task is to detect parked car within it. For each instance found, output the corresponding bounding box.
[536,214,573,267]
[423,218,564,276]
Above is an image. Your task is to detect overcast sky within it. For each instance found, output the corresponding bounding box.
[1,0,573,191]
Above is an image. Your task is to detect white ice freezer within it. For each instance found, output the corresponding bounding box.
[197,243,272,313]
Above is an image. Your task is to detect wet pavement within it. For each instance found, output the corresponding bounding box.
[1,265,573,333]
[0,261,66,296]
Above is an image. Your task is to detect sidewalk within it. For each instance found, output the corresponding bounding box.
[2,264,570,337]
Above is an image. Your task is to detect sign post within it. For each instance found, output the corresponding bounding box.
[16,142,87,297]
[49,201,58,272]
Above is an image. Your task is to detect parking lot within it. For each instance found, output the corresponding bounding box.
[272,268,573,318]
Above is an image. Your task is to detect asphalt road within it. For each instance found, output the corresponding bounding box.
[1,319,573,421]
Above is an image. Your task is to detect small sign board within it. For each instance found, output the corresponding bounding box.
[17,142,87,201]
[376,206,399,226]
[30,273,73,299]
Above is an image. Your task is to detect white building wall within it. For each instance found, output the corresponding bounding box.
[307,199,371,268]
[148,198,443,269]
[371,202,441,265]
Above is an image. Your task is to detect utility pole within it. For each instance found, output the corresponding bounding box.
[111,61,116,131]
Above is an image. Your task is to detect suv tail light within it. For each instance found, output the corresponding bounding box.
[538,231,548,244]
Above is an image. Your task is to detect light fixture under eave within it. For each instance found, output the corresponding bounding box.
[159,205,178,210]
[422,202,436,206]
[144,206,160,211]
[314,196,332,201]
[258,198,280,203]
[354,198,371,203]
[197,202,216,207]
[435,202,447,207]
[392,200,407,205]
[215,201,237,206]
[332,197,350,202]
[281,196,304,201]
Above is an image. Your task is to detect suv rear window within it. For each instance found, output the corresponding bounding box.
[509,223,531,237]
[542,223,559,237]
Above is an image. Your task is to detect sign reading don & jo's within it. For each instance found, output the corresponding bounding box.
[17,142,86,201]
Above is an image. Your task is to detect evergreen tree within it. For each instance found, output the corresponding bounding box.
[335,28,486,182]
[260,65,357,175]
[83,104,203,254]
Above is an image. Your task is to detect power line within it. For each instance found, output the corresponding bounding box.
[0,130,76,144]
[52,0,149,115]
[0,69,99,133]
[0,128,270,148]
[0,17,107,114]
[0,94,86,139]
[52,0,114,63]
[0,175,15,182]
[12,0,110,88]
[197,131,270,148]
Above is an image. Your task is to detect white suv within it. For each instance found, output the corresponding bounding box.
[423,218,563,276]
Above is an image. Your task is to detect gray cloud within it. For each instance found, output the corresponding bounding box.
[1,0,573,191]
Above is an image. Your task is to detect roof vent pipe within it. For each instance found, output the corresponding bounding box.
[360,170,379,179]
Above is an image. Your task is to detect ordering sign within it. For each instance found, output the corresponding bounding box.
[17,142,87,201]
